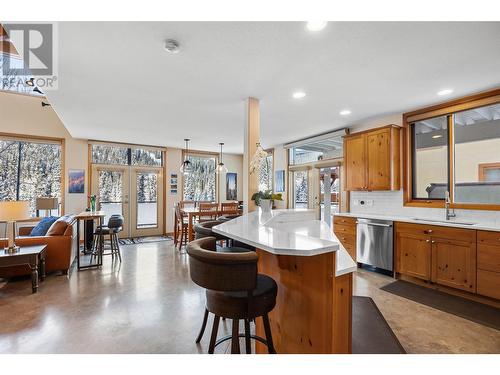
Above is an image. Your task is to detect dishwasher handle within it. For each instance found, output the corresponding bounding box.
[356,221,393,228]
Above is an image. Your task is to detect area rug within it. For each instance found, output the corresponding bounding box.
[352,296,406,354]
[381,280,500,331]
[119,236,173,245]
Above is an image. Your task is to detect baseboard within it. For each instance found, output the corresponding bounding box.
[395,273,500,308]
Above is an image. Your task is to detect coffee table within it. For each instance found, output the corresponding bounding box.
[0,245,47,293]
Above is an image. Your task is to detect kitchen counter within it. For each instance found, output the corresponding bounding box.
[213,209,357,276]
[335,212,500,232]
[214,209,355,353]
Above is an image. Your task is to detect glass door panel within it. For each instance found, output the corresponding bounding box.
[293,170,308,208]
[319,166,340,227]
[91,166,130,237]
[130,168,163,237]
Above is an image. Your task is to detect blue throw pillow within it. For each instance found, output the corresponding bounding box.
[29,216,59,236]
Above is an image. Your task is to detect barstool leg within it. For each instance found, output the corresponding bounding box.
[244,319,251,354]
[110,233,114,258]
[262,314,276,354]
[231,319,240,354]
[208,315,220,354]
[114,233,122,262]
[195,308,209,343]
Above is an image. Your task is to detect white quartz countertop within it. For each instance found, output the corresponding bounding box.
[212,209,357,277]
[335,212,500,232]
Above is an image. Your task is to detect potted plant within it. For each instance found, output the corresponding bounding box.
[251,190,283,214]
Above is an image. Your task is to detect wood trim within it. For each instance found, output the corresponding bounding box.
[396,273,500,309]
[342,124,400,139]
[404,88,500,123]
[163,150,167,235]
[88,139,167,152]
[478,162,500,182]
[180,149,219,203]
[403,87,500,211]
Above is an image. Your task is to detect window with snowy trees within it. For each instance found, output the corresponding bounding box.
[293,170,308,208]
[258,153,273,192]
[0,138,61,216]
[183,154,216,202]
[91,144,163,167]
[136,172,158,228]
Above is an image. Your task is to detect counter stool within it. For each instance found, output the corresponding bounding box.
[92,214,124,262]
[187,237,277,354]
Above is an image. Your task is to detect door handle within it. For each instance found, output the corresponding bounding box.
[356,222,392,227]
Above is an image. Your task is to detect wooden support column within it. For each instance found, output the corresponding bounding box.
[244,97,260,213]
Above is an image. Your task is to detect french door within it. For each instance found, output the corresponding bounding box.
[319,166,341,227]
[91,165,163,238]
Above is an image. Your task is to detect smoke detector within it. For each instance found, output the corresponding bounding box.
[164,39,180,54]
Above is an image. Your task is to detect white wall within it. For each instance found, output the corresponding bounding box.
[218,153,243,203]
[0,91,88,216]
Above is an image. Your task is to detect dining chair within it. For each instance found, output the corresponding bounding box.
[198,202,219,223]
[220,201,239,216]
[175,204,189,250]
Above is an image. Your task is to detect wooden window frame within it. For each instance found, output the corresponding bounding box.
[478,162,500,182]
[0,132,65,215]
[180,150,219,203]
[403,87,500,211]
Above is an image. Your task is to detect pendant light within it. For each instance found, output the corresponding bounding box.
[180,138,192,175]
[217,142,228,174]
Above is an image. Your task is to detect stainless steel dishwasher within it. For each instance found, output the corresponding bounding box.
[356,218,393,272]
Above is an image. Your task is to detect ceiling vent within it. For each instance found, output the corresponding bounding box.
[164,39,180,54]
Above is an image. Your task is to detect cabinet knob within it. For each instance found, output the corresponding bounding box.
[431,240,436,244]
[426,239,430,243]
[425,229,433,234]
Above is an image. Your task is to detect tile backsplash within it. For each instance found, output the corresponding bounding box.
[350,190,500,226]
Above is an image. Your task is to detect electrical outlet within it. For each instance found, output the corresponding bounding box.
[353,199,359,206]
[365,200,374,206]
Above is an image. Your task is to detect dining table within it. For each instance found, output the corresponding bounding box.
[176,206,240,242]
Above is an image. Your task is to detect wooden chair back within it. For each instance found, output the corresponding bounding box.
[187,237,258,292]
[198,202,219,222]
[179,201,195,209]
[220,201,239,214]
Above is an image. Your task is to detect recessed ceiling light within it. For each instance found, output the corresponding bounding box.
[293,91,306,99]
[306,21,327,32]
[432,134,443,139]
[437,88,453,96]
[340,110,351,116]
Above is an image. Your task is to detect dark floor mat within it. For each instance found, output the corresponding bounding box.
[381,280,500,331]
[353,296,406,354]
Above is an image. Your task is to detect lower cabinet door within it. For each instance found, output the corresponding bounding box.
[477,269,500,300]
[431,238,477,293]
[396,232,431,280]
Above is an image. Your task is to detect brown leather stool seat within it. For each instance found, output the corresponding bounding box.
[187,237,277,354]
[206,274,277,319]
[194,221,227,241]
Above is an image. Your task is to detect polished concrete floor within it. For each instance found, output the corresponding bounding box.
[0,241,499,354]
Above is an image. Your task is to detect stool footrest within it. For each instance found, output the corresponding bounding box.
[214,333,270,350]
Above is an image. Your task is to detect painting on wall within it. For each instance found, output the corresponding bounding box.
[275,170,285,192]
[68,169,85,194]
[226,173,237,200]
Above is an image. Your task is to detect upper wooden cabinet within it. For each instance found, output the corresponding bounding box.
[344,125,401,191]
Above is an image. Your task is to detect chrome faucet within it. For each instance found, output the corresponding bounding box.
[445,191,456,221]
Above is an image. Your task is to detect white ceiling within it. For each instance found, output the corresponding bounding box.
[45,22,500,154]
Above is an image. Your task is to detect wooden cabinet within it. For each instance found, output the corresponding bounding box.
[396,231,431,280]
[344,135,366,191]
[334,216,357,261]
[477,230,500,299]
[395,222,476,292]
[431,238,476,292]
[344,125,400,191]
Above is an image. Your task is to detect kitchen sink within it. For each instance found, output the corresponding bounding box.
[411,218,476,226]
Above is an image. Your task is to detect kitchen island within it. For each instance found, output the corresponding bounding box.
[213,209,357,354]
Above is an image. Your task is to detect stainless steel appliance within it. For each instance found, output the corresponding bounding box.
[356,218,393,272]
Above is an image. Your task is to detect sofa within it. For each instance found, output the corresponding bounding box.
[0,215,77,277]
